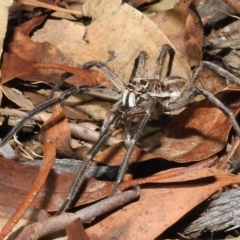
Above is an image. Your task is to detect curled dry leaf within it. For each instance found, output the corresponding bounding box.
[39,103,74,157]
[86,168,240,240]
[1,28,97,86]
[1,53,97,86]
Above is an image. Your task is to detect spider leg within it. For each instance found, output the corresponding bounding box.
[100,98,122,135]
[185,61,240,92]
[164,57,240,111]
[0,86,90,147]
[48,72,72,100]
[155,44,174,81]
[110,98,157,195]
[57,110,124,214]
[83,61,125,92]
[132,51,149,80]
[164,90,197,111]
[196,88,240,137]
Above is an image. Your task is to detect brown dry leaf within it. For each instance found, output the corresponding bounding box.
[120,156,218,191]
[224,0,240,13]
[1,85,34,110]
[19,14,48,36]
[31,0,191,83]
[8,28,77,67]
[0,142,56,239]
[148,0,203,66]
[95,88,240,165]
[39,103,74,157]
[197,66,229,93]
[1,28,97,86]
[0,157,113,212]
[66,219,91,240]
[1,52,97,86]
[86,168,240,240]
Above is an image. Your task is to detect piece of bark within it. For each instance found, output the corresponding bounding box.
[183,188,240,238]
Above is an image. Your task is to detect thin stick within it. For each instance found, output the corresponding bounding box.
[120,156,218,191]
[0,86,89,147]
[8,187,140,240]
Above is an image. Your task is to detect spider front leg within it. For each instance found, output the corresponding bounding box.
[83,61,125,92]
[57,110,125,214]
[0,85,90,147]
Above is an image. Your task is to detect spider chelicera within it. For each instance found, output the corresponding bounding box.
[1,44,240,214]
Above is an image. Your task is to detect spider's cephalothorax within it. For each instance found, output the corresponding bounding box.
[2,44,240,214]
[122,77,186,111]
[125,83,187,118]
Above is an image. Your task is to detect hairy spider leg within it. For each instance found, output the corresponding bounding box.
[0,86,90,147]
[155,44,174,81]
[47,72,72,100]
[56,111,125,214]
[83,61,125,92]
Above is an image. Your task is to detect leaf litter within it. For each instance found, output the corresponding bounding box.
[1,0,240,239]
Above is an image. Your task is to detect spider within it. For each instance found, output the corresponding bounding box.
[1,44,240,215]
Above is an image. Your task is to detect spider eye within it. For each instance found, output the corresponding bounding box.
[132,81,136,85]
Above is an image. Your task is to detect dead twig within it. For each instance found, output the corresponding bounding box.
[7,187,140,240]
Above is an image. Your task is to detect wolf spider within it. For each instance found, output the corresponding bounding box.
[1,44,240,214]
